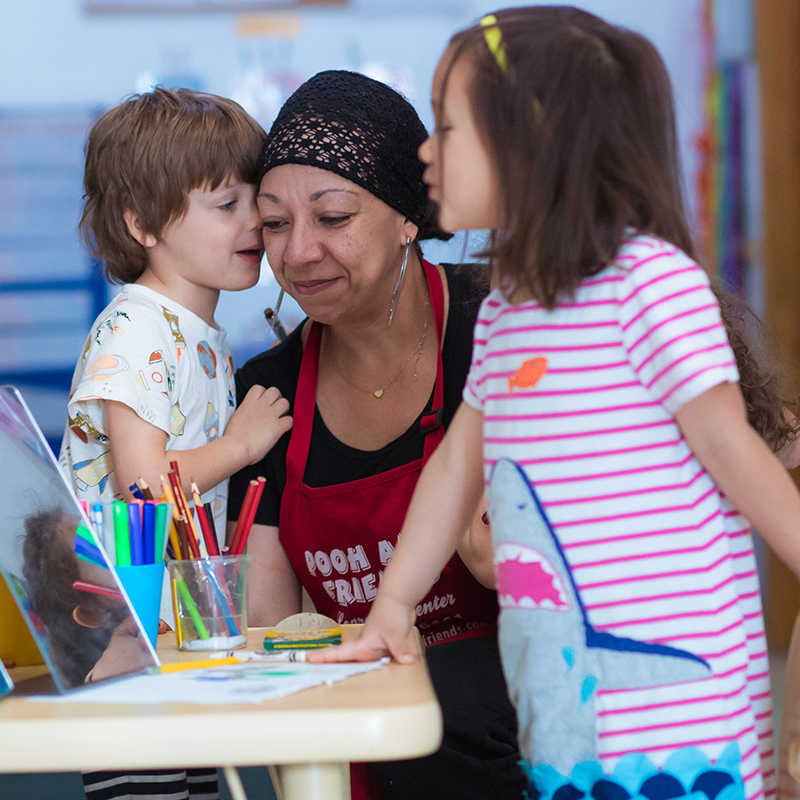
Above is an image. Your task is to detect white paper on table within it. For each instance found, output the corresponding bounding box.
[28,661,387,704]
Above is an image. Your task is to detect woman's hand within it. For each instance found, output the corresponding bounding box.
[308,594,417,665]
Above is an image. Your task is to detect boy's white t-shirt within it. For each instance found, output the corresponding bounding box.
[59,283,236,546]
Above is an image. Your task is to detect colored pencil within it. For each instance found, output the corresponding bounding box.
[137,477,155,501]
[175,577,209,639]
[72,580,124,601]
[202,563,239,636]
[228,477,261,555]
[170,576,183,648]
[156,656,239,673]
[160,475,189,559]
[230,476,266,556]
[168,471,202,559]
[191,481,219,557]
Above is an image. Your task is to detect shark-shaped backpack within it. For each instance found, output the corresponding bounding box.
[488,457,747,800]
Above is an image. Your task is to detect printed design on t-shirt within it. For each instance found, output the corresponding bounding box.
[526,743,744,800]
[162,308,186,351]
[170,402,186,436]
[489,458,712,777]
[85,354,130,382]
[71,449,113,495]
[204,402,219,441]
[93,310,131,346]
[197,341,217,379]
[224,354,235,407]
[68,411,108,444]
[507,356,548,395]
[495,542,571,611]
[138,350,169,397]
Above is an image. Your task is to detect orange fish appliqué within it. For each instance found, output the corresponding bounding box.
[507,357,548,395]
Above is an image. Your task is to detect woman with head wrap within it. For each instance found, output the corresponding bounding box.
[227,71,525,800]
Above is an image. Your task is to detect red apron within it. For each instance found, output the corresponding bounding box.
[279,260,497,800]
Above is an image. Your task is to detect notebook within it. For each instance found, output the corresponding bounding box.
[0,385,159,693]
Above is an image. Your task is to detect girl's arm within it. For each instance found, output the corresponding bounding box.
[312,401,486,663]
[675,381,800,577]
[457,497,496,589]
[225,521,302,626]
[105,384,292,498]
[778,614,800,800]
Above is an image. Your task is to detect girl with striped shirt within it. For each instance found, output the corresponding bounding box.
[315,7,800,800]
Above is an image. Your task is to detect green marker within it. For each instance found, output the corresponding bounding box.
[75,523,96,544]
[113,500,131,567]
[154,502,169,562]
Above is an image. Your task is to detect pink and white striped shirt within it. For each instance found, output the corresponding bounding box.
[464,234,774,800]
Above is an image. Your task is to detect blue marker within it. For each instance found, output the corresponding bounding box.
[73,533,106,567]
[128,503,144,566]
[142,501,156,565]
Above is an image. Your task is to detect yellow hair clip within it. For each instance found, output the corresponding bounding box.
[480,14,509,76]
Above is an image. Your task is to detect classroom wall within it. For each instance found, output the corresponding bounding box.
[0,0,712,440]
[0,2,758,797]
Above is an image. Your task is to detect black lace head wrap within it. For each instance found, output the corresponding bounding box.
[258,70,449,241]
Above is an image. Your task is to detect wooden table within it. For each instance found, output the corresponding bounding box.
[0,626,442,800]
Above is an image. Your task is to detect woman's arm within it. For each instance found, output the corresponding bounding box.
[226,521,302,626]
[675,381,800,578]
[312,401,486,663]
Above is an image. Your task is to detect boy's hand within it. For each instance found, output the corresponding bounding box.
[225,385,292,465]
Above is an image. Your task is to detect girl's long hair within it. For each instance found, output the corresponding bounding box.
[443,6,694,308]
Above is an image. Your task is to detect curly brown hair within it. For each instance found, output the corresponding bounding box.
[714,282,798,456]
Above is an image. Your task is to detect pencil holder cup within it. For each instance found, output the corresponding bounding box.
[115,562,165,648]
[167,555,250,651]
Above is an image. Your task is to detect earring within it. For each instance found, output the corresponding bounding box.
[388,237,411,326]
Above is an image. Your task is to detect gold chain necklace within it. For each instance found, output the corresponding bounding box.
[332,308,430,400]
[372,312,429,398]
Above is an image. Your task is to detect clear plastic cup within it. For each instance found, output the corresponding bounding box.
[167,555,250,651]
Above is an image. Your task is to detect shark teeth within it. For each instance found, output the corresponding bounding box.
[494,542,572,611]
